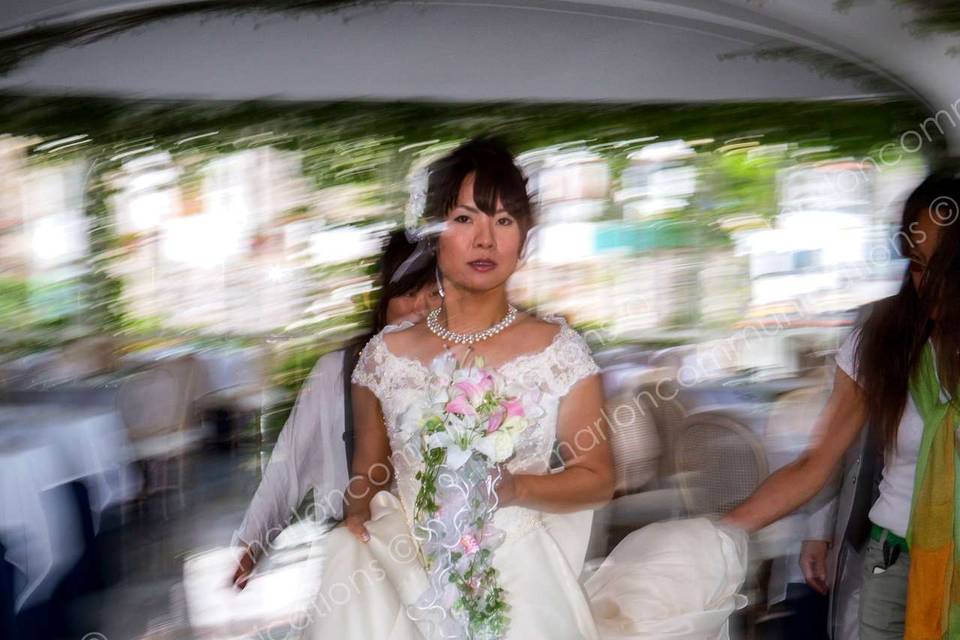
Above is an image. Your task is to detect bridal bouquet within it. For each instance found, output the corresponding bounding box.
[402,352,543,639]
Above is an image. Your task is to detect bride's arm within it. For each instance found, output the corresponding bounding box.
[502,373,615,512]
[341,383,393,542]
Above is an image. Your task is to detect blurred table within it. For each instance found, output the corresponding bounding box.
[0,405,140,612]
[0,433,79,612]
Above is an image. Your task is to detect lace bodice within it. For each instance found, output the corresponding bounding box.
[351,315,600,538]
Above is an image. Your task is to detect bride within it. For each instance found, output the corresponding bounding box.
[303,138,746,640]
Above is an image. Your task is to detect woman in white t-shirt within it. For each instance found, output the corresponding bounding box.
[724,167,960,640]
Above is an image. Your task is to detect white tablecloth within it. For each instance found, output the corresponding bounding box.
[0,405,140,611]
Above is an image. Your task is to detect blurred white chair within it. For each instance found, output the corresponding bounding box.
[605,388,661,496]
[763,384,830,466]
[45,336,119,384]
[674,412,770,630]
[599,367,684,486]
[118,355,206,518]
[194,346,280,448]
[586,372,684,560]
[631,380,688,482]
[194,347,265,405]
[674,413,768,518]
[759,383,832,608]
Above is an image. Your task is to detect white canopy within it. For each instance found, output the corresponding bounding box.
[0,1,957,148]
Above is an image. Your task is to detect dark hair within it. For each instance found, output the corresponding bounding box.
[423,136,533,239]
[856,164,960,450]
[372,229,436,332]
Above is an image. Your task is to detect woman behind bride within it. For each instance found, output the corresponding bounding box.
[304,137,747,640]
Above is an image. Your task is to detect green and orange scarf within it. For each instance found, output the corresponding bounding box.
[905,342,960,639]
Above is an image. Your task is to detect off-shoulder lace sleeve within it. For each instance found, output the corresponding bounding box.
[351,334,385,398]
[544,323,601,398]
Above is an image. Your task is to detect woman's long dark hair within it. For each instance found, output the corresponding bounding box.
[343,231,434,471]
[372,229,436,333]
[856,166,960,450]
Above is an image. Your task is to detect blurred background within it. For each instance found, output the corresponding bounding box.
[0,1,958,638]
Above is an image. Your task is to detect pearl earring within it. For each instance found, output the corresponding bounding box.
[435,264,445,299]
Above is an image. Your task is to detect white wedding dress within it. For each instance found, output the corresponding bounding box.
[305,317,747,640]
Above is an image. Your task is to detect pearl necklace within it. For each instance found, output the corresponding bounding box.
[426,305,519,345]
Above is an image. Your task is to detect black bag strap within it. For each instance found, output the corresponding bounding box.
[341,342,362,475]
